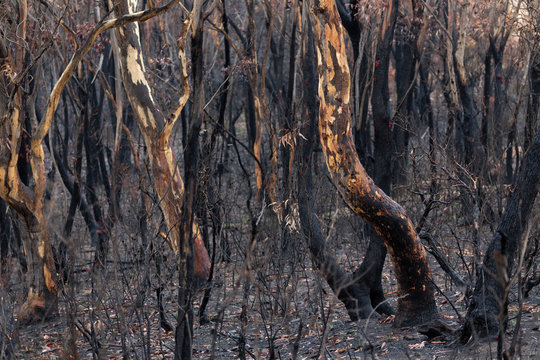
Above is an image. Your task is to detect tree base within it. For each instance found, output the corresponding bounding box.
[345,302,375,321]
[460,308,499,343]
[341,281,395,321]
[17,290,57,325]
[367,282,395,316]
[394,304,438,328]
[418,318,458,339]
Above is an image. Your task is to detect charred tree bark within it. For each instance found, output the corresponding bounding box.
[335,1,394,316]
[0,200,12,271]
[198,0,231,321]
[0,200,26,274]
[482,50,493,160]
[1,0,185,324]
[483,30,511,183]
[392,0,426,185]
[82,80,112,269]
[336,0,395,317]
[360,0,400,316]
[175,2,205,357]
[461,123,540,340]
[50,116,100,248]
[525,52,540,152]
[455,74,480,170]
[112,0,210,285]
[282,2,297,195]
[111,1,211,356]
[245,0,265,202]
[276,1,298,253]
[360,0,401,317]
[298,13,372,320]
[371,0,398,196]
[419,64,437,192]
[308,0,437,327]
[336,0,371,166]
[0,19,58,323]
[450,2,480,171]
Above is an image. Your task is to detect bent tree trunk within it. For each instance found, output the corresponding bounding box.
[307,0,437,327]
[336,0,394,318]
[113,0,210,284]
[461,123,540,340]
[359,0,399,317]
[298,15,373,321]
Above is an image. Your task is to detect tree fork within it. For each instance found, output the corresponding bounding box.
[112,0,210,284]
[307,0,438,327]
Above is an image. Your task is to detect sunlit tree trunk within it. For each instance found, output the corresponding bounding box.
[336,0,372,167]
[112,1,211,357]
[307,0,438,327]
[0,5,58,323]
[298,12,372,320]
[2,0,198,325]
[112,0,210,285]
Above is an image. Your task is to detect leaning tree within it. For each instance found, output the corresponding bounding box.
[306,0,438,327]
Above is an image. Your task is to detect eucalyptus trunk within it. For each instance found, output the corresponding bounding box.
[307,0,438,327]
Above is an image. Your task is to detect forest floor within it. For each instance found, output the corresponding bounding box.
[5,239,540,360]
[3,170,540,359]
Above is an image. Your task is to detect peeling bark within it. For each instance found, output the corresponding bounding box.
[246,0,261,196]
[335,1,393,316]
[0,16,58,323]
[307,0,438,327]
[113,0,210,284]
[1,0,188,324]
[298,14,372,320]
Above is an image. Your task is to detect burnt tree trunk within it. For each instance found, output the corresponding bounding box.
[113,0,210,285]
[298,13,374,320]
[110,1,211,357]
[336,0,396,318]
[371,0,397,197]
[358,0,399,317]
[0,24,58,323]
[2,0,183,324]
[336,0,371,166]
[175,2,205,357]
[393,11,418,187]
[308,0,437,327]
[525,52,540,152]
[83,80,112,269]
[245,0,266,202]
[482,50,493,163]
[461,123,540,340]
